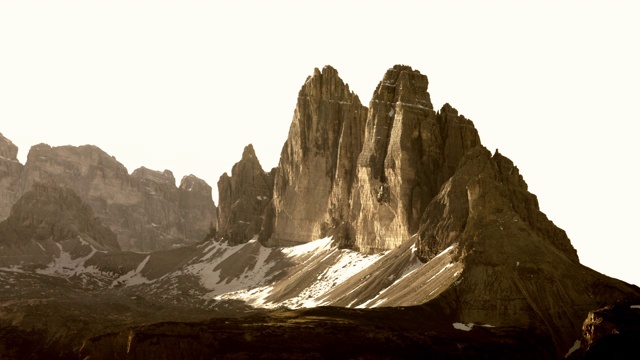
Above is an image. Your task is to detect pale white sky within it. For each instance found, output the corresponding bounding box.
[1,1,639,285]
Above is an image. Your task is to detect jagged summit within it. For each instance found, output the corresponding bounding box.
[241,143,257,160]
[0,140,217,252]
[132,166,176,184]
[0,132,19,160]
[372,64,433,109]
[217,144,274,245]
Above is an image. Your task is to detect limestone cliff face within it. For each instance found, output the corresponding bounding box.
[0,182,119,267]
[259,65,480,250]
[217,144,273,245]
[263,66,368,246]
[16,144,215,252]
[0,132,23,220]
[349,66,480,252]
[179,175,217,241]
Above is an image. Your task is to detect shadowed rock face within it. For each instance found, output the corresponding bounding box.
[0,132,23,221]
[0,182,119,267]
[14,144,216,252]
[216,144,273,245]
[262,65,368,246]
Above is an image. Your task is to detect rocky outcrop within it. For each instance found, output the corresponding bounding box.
[259,65,480,252]
[0,182,119,267]
[217,144,273,245]
[262,65,368,246]
[566,302,640,359]
[16,144,215,252]
[348,66,480,252]
[179,175,217,241]
[0,132,23,221]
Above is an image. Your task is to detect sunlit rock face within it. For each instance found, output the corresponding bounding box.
[15,143,215,251]
[348,66,480,252]
[0,132,23,221]
[216,144,273,245]
[259,65,480,252]
[262,65,368,246]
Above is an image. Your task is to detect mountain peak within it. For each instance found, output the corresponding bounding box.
[242,143,256,159]
[0,132,19,160]
[373,64,433,109]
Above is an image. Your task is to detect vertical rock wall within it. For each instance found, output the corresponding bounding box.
[263,66,367,246]
[0,132,23,221]
[216,144,273,245]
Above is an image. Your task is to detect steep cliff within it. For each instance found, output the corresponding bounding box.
[216,144,273,245]
[349,66,480,252]
[260,65,480,252]
[409,146,638,355]
[16,144,215,252]
[0,132,23,221]
[179,174,217,241]
[263,66,368,246]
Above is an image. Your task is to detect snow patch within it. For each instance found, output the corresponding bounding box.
[433,243,456,259]
[280,237,332,257]
[453,322,474,331]
[36,241,98,277]
[112,255,153,286]
[565,340,581,358]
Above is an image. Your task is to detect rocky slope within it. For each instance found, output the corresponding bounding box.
[11,143,216,251]
[216,144,274,245]
[0,132,23,221]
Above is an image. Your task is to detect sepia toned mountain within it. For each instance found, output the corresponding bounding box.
[0,65,638,359]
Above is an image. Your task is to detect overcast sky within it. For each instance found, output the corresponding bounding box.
[1,1,638,286]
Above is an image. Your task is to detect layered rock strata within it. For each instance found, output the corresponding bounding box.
[217,144,274,245]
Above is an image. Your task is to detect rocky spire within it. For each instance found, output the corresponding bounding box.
[217,144,273,245]
[262,66,368,246]
[348,66,480,252]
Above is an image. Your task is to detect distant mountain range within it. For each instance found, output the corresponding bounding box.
[1,65,638,359]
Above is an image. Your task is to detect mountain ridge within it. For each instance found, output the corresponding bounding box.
[0,64,638,359]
